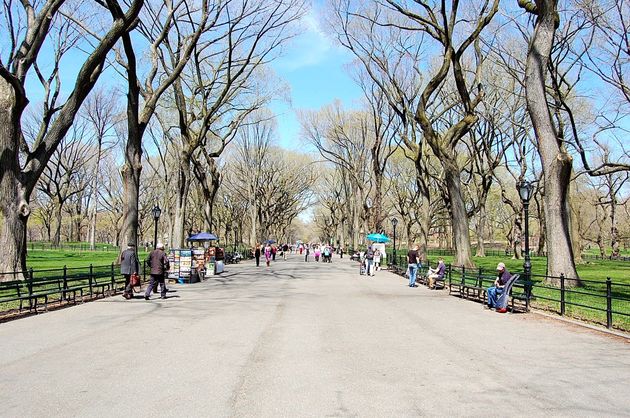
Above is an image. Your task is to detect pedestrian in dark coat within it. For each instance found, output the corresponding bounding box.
[120,243,139,299]
[254,244,261,267]
[145,243,170,300]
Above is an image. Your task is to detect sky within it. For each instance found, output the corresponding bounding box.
[268,7,364,150]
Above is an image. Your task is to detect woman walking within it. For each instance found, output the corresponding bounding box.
[264,243,272,267]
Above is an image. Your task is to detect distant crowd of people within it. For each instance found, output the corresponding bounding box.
[251,242,344,266]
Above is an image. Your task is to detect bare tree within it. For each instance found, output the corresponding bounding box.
[330,0,500,267]
[166,0,305,248]
[0,0,143,276]
[36,121,94,246]
[82,89,120,249]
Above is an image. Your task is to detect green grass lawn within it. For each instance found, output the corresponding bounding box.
[26,249,149,270]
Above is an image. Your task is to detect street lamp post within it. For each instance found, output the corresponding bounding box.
[233,227,237,253]
[391,217,398,266]
[517,181,534,281]
[151,205,161,249]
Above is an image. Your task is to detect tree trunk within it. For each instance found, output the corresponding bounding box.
[53,203,63,247]
[596,234,605,257]
[512,214,522,260]
[524,1,580,285]
[418,196,431,264]
[536,199,546,256]
[172,155,191,249]
[475,205,487,257]
[443,160,474,267]
[0,80,29,277]
[89,144,103,250]
[610,193,619,258]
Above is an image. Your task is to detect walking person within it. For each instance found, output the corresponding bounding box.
[373,248,381,271]
[264,243,272,267]
[145,243,170,300]
[254,244,261,267]
[305,245,310,262]
[272,245,277,261]
[365,245,375,276]
[120,243,139,299]
[407,245,419,287]
[282,243,289,260]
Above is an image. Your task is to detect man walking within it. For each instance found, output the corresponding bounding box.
[120,243,139,299]
[407,245,419,287]
[145,243,170,300]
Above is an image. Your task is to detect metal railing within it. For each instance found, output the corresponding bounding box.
[386,255,630,331]
[0,263,150,317]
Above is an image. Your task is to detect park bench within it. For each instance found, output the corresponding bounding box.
[417,264,446,289]
[61,272,91,304]
[507,276,533,312]
[448,267,492,300]
[89,266,116,298]
[0,280,26,311]
[25,275,66,312]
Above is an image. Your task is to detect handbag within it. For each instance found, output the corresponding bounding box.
[130,273,141,287]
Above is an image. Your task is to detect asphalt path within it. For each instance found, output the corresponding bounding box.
[0,254,628,417]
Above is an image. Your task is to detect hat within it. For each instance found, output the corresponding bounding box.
[127,242,135,247]
[496,262,506,270]
[157,242,165,249]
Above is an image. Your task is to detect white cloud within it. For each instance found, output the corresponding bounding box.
[275,10,336,72]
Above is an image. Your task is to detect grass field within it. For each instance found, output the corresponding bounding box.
[26,249,149,270]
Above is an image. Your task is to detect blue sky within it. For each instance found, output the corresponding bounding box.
[269,8,364,150]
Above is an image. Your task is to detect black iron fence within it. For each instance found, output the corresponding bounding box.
[0,263,151,317]
[387,254,630,332]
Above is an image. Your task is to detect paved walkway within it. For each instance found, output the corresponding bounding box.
[0,255,628,417]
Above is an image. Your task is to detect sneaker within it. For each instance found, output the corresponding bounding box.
[144,296,150,301]
[160,296,166,300]
[497,307,508,313]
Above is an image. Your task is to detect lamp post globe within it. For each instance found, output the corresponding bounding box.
[152,205,161,250]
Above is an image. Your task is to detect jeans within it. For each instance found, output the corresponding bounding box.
[408,264,418,286]
[487,286,503,308]
[366,259,374,275]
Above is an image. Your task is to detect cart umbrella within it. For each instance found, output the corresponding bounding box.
[187,232,219,241]
[366,233,390,243]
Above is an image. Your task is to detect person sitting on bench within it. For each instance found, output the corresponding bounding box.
[427,258,446,289]
[487,262,511,310]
